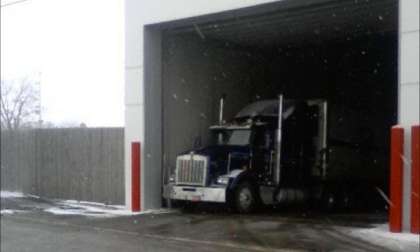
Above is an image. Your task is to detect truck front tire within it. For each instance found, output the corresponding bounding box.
[234,182,258,213]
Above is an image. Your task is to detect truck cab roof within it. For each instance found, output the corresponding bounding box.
[209,98,326,130]
[235,99,295,119]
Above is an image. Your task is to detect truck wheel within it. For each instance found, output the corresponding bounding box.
[235,182,258,213]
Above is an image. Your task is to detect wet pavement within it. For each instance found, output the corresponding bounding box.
[1,196,418,252]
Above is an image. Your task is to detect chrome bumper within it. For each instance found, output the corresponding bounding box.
[163,184,226,203]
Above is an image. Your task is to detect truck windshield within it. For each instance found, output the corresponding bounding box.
[214,130,251,146]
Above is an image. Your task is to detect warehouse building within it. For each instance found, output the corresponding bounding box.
[125,0,419,232]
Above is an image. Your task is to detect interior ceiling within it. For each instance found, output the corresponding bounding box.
[164,0,398,48]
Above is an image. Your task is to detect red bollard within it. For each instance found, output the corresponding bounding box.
[411,125,419,234]
[389,126,404,232]
[131,142,141,212]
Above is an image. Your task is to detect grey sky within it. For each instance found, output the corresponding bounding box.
[1,0,124,127]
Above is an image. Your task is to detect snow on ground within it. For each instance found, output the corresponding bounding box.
[45,200,174,217]
[349,223,419,243]
[1,190,174,218]
[1,209,16,215]
[345,223,419,250]
[1,209,27,215]
[1,190,39,199]
[0,191,25,198]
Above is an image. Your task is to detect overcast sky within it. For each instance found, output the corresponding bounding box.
[1,0,124,127]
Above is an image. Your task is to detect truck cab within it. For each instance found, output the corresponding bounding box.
[163,96,328,213]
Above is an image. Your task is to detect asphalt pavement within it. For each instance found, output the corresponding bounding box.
[1,196,418,252]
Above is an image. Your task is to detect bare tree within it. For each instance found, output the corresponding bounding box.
[0,78,41,130]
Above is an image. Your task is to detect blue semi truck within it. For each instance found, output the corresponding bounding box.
[163,95,329,213]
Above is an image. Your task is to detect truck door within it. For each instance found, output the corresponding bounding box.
[252,126,275,184]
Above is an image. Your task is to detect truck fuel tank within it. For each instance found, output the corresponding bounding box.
[274,188,307,205]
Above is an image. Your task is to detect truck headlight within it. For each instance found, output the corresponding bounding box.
[216,176,229,185]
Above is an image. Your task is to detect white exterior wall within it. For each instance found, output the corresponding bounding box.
[399,0,419,231]
[125,0,278,210]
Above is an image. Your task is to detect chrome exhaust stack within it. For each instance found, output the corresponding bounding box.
[219,94,225,125]
[274,94,284,185]
[320,101,328,179]
[217,95,226,145]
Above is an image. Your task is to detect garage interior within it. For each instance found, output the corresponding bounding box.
[144,0,399,209]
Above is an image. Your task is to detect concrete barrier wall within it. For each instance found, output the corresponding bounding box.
[1,128,124,205]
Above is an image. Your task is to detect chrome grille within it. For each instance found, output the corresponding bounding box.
[175,154,208,186]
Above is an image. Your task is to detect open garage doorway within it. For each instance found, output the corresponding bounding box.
[144,0,399,210]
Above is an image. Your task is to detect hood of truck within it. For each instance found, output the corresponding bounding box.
[181,145,250,181]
